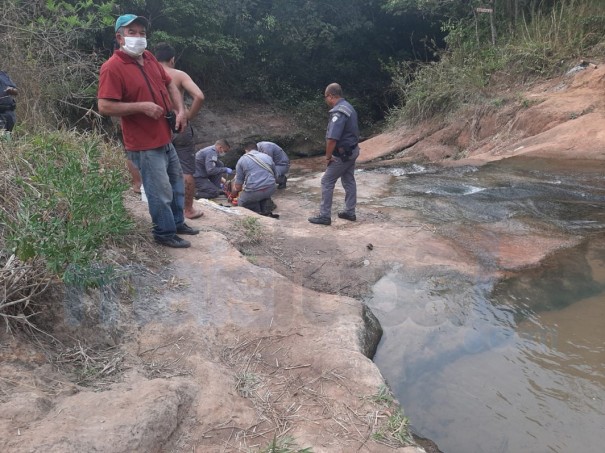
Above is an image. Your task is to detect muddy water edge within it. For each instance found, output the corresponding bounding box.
[366,157,605,453]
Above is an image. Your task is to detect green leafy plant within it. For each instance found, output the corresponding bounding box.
[1,0,116,131]
[240,249,258,265]
[366,385,414,447]
[491,98,505,108]
[259,435,313,453]
[235,371,260,398]
[0,131,133,286]
[369,384,395,405]
[238,216,263,243]
[372,409,413,447]
[387,0,605,126]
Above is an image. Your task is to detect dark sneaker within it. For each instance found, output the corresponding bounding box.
[338,211,356,221]
[308,216,331,225]
[176,223,200,235]
[155,235,191,248]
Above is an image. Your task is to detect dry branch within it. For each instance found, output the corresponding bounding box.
[0,254,52,332]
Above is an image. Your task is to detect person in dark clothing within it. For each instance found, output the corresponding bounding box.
[0,71,18,132]
[257,141,290,189]
[194,139,232,199]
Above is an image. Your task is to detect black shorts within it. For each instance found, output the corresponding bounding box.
[172,125,195,175]
[0,110,16,132]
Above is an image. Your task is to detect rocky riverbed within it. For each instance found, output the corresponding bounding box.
[2,61,604,453]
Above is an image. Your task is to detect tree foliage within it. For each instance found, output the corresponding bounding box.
[92,0,443,118]
[0,0,117,130]
[387,0,605,125]
[384,0,475,18]
[1,0,445,125]
[4,0,602,131]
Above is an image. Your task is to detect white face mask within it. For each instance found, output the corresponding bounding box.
[121,36,147,57]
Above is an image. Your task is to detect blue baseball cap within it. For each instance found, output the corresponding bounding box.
[115,14,149,32]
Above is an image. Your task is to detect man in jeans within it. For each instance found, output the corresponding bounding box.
[98,14,199,248]
[0,71,18,132]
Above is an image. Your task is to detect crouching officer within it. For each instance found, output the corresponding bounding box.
[233,142,278,216]
[194,139,232,199]
[308,83,360,225]
[257,141,290,189]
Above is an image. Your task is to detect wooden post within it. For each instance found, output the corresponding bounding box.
[476,2,497,46]
[490,0,497,46]
[473,9,480,45]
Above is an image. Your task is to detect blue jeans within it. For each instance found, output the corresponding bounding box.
[127,144,185,239]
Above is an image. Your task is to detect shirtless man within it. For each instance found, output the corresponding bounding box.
[154,42,206,219]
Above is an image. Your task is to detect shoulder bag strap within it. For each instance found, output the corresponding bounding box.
[136,64,170,112]
[245,153,275,177]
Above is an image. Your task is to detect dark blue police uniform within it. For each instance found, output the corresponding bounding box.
[319,98,360,218]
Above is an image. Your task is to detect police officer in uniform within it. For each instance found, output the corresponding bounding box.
[257,141,290,189]
[232,142,277,215]
[194,139,232,198]
[308,83,360,225]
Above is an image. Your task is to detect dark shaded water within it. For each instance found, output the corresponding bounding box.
[367,158,605,453]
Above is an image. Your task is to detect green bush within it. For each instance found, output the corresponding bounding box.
[0,131,133,286]
[0,0,112,132]
[259,435,312,453]
[387,0,605,125]
[386,53,498,125]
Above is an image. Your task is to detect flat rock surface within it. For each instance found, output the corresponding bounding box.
[3,61,603,453]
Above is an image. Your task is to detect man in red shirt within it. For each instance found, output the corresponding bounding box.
[98,14,199,248]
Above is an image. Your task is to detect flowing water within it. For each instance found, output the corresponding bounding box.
[366,157,605,453]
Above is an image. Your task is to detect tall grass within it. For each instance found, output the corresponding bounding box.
[0,2,142,330]
[0,131,133,285]
[0,129,135,330]
[389,0,605,125]
[0,0,109,132]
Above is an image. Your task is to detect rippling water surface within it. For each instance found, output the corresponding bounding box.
[367,158,605,453]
